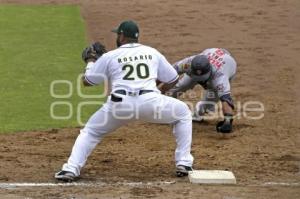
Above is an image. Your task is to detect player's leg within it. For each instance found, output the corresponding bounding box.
[167,73,198,98]
[56,100,131,181]
[137,93,193,175]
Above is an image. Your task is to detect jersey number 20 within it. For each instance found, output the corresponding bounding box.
[122,63,150,80]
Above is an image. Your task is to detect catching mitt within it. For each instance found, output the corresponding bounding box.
[82,42,106,63]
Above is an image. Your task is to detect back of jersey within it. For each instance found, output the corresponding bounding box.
[202,48,237,77]
[110,43,158,92]
[86,43,178,93]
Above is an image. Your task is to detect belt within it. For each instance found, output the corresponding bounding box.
[114,90,153,96]
[111,90,154,102]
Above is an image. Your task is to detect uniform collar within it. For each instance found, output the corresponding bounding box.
[119,43,141,48]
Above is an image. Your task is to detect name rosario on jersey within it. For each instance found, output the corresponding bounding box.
[118,54,153,64]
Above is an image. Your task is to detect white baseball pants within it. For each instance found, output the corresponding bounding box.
[61,91,193,176]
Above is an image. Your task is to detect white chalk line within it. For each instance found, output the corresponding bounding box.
[0,181,299,189]
[0,181,176,189]
[261,182,300,186]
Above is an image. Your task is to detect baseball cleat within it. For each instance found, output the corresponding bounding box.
[176,165,193,177]
[55,170,76,182]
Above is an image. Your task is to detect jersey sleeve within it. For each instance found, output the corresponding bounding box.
[212,72,231,97]
[157,53,179,83]
[84,54,109,85]
[172,56,194,75]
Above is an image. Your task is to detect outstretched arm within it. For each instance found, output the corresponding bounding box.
[158,78,179,94]
[221,95,234,115]
[82,75,94,87]
[82,62,96,87]
[81,42,107,87]
[216,94,234,133]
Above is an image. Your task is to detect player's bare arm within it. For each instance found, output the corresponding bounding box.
[82,75,93,87]
[158,77,179,94]
[216,93,234,133]
[222,101,233,115]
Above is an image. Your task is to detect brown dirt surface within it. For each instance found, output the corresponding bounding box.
[0,0,300,198]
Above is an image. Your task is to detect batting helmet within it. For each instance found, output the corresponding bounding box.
[190,55,212,82]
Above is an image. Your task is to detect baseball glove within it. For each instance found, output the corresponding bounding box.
[82,42,106,63]
[216,113,233,133]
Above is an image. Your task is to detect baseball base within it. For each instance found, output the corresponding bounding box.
[188,170,237,184]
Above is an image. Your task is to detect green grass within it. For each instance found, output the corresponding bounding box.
[0,5,105,133]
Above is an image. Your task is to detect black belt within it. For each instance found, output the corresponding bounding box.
[114,90,153,96]
[111,90,153,102]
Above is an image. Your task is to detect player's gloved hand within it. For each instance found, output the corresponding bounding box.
[82,42,106,63]
[216,113,233,133]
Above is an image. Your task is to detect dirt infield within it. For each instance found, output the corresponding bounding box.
[0,0,300,198]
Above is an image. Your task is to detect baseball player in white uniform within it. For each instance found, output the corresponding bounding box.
[55,20,194,182]
[163,48,237,133]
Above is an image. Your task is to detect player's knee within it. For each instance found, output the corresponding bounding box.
[176,101,192,120]
[80,127,101,139]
